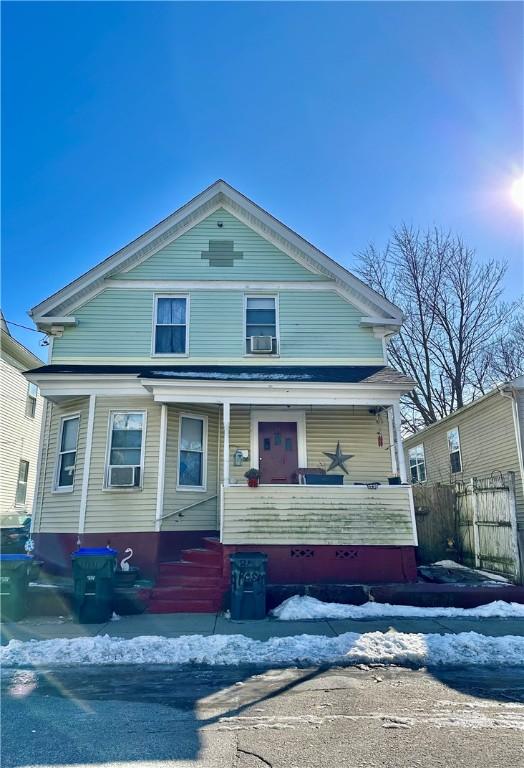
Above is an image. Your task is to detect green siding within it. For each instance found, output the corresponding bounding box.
[118,208,327,281]
[52,288,383,361]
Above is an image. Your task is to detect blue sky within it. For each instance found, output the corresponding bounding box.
[2,1,523,357]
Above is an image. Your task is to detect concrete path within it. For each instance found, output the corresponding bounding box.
[3,612,524,644]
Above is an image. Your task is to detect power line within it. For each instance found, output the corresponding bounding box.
[4,319,46,334]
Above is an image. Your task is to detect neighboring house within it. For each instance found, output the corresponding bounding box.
[26,180,417,610]
[0,311,44,519]
[404,378,524,572]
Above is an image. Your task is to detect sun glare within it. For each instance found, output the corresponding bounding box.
[511,175,524,209]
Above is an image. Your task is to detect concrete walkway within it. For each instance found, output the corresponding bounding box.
[3,612,524,644]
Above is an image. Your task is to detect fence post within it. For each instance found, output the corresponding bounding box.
[506,472,522,584]
[470,477,481,568]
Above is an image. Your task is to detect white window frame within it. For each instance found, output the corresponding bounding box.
[243,294,280,356]
[54,413,81,493]
[26,382,38,418]
[447,427,463,474]
[104,410,147,491]
[177,412,208,492]
[408,444,427,484]
[151,294,190,357]
[15,459,29,506]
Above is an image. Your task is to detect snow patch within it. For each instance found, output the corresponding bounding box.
[272,596,524,620]
[1,630,524,668]
[151,370,314,381]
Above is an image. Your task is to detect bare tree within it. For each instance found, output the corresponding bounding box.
[357,225,523,433]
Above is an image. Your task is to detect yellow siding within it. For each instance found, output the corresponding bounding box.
[222,486,415,545]
[161,405,220,531]
[35,398,89,533]
[227,406,393,485]
[404,393,524,527]
[84,396,160,533]
[0,356,44,516]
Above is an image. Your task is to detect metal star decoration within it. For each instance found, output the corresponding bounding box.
[323,442,354,474]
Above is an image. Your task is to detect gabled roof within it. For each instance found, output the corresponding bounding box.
[29,180,403,325]
[1,316,44,370]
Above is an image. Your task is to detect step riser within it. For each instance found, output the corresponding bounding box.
[152,587,225,600]
[182,550,222,566]
[156,579,226,590]
[202,538,222,552]
[148,600,222,613]
[159,563,222,578]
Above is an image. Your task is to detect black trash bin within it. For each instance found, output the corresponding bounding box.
[71,547,117,623]
[229,552,268,620]
[0,554,33,621]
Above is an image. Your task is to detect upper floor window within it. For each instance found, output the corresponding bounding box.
[245,296,278,354]
[26,382,38,418]
[55,415,80,491]
[408,444,426,483]
[178,414,207,490]
[16,460,29,505]
[153,296,188,355]
[105,412,146,489]
[447,427,462,474]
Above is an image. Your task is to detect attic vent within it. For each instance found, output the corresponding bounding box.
[201,240,243,267]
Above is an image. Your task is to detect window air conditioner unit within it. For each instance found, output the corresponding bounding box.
[108,466,136,487]
[250,335,273,353]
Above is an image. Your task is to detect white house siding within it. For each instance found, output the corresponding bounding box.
[34,397,89,533]
[0,352,43,516]
[222,486,414,545]
[161,404,220,531]
[83,396,161,534]
[404,392,524,528]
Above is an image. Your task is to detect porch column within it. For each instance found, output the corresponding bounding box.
[392,402,408,483]
[223,401,230,487]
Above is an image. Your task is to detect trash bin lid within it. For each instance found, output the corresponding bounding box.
[229,552,268,561]
[0,553,33,560]
[72,547,118,558]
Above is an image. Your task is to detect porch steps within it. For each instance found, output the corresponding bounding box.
[148,537,226,613]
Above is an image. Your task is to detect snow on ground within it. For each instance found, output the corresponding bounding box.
[272,596,524,620]
[432,561,510,582]
[2,630,524,668]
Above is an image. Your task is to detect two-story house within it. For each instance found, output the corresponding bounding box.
[1,312,44,521]
[26,181,417,611]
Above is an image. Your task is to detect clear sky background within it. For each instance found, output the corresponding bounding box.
[2,1,523,358]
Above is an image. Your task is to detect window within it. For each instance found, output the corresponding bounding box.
[408,445,426,483]
[56,415,80,490]
[26,382,38,418]
[153,296,188,355]
[447,427,462,474]
[15,460,29,505]
[106,412,145,488]
[178,415,207,489]
[245,296,278,353]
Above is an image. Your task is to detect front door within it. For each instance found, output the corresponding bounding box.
[258,421,299,484]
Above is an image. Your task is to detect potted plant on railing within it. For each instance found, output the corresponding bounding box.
[244,468,261,488]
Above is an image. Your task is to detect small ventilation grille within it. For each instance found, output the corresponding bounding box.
[290,548,314,558]
[335,549,358,560]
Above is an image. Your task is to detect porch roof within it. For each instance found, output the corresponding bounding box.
[26,363,414,387]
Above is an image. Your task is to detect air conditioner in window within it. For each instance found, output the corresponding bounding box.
[108,466,137,487]
[250,335,273,353]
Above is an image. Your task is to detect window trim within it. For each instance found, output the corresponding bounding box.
[15,459,30,506]
[176,412,208,492]
[408,444,427,484]
[25,382,38,419]
[104,410,147,491]
[151,294,190,358]
[243,294,280,356]
[54,413,81,493]
[447,426,463,475]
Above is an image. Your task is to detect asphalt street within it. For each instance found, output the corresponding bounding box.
[2,663,524,767]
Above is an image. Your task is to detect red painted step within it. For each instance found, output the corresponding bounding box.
[156,574,225,588]
[152,585,223,600]
[182,548,223,566]
[159,561,222,578]
[202,537,222,552]
[148,600,221,613]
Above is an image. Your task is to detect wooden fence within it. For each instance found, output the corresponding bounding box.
[413,472,521,583]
